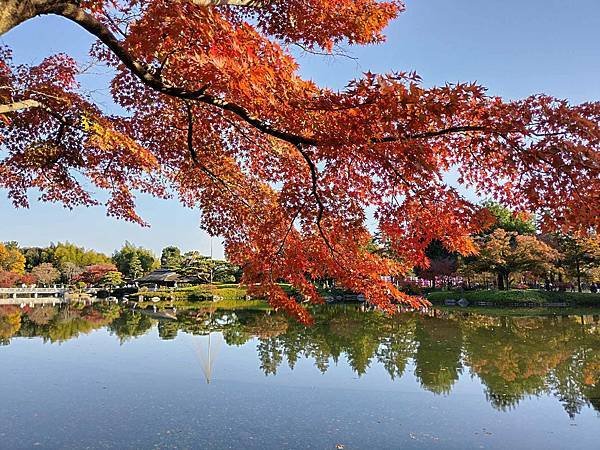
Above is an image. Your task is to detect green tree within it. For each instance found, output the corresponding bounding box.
[112,242,157,279]
[129,255,143,279]
[160,246,183,270]
[101,271,124,287]
[21,247,53,271]
[212,260,241,283]
[555,234,600,292]
[180,251,212,281]
[482,201,536,235]
[179,252,241,283]
[51,242,111,270]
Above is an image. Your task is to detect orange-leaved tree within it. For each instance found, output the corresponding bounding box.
[1,1,599,322]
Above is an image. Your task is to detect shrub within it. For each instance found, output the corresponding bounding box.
[426,289,600,306]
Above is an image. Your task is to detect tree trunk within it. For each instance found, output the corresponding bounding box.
[576,258,582,292]
[497,272,505,290]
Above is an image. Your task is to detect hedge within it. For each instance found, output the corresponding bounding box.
[426,289,600,307]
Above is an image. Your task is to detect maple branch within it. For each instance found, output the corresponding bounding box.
[0,99,43,114]
[45,3,318,148]
[4,3,583,157]
[0,96,71,132]
[275,205,304,258]
[293,42,358,61]
[375,125,489,143]
[268,203,305,279]
[23,4,510,153]
[294,143,342,260]
[185,102,231,183]
[184,102,253,208]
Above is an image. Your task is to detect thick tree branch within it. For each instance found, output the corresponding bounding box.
[0,98,43,114]
[0,97,71,130]
[3,3,506,150]
[42,3,318,147]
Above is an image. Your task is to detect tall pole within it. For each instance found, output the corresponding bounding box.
[209,237,214,284]
[207,332,212,384]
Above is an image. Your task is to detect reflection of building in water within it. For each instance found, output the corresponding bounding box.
[194,333,222,384]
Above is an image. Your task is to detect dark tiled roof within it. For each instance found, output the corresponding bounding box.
[136,269,180,283]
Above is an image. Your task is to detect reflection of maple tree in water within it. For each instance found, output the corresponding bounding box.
[413,316,463,395]
[0,305,21,344]
[3,303,600,416]
[1,303,121,344]
[1,1,599,320]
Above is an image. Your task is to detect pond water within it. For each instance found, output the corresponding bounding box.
[1,303,599,449]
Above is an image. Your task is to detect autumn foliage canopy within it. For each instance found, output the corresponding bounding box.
[0,1,598,322]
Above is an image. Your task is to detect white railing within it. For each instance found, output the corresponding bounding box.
[0,287,69,301]
[0,287,68,294]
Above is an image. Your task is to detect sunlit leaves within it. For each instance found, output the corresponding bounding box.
[0,1,598,321]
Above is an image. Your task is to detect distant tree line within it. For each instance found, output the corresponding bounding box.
[0,240,240,288]
[414,202,600,292]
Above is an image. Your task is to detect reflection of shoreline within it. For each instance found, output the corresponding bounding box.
[2,303,600,418]
[0,294,99,306]
[0,297,69,306]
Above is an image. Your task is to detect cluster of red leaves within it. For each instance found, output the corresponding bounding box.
[74,264,118,285]
[0,50,163,224]
[0,270,21,288]
[1,1,598,322]
[0,270,37,288]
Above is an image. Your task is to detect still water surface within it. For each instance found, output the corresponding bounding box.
[1,303,599,449]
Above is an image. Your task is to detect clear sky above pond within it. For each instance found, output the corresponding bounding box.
[1,0,599,257]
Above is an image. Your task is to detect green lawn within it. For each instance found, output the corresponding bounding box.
[128,284,270,311]
[129,284,247,301]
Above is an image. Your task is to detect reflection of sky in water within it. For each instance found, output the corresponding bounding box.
[1,316,600,449]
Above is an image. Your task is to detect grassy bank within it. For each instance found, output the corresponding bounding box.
[427,289,600,307]
[435,305,600,317]
[129,284,248,302]
[128,284,271,311]
[137,298,271,311]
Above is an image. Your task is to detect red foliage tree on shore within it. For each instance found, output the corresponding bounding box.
[0,270,20,288]
[75,264,119,286]
[0,1,598,321]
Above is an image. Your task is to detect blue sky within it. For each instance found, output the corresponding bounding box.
[1,0,599,257]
